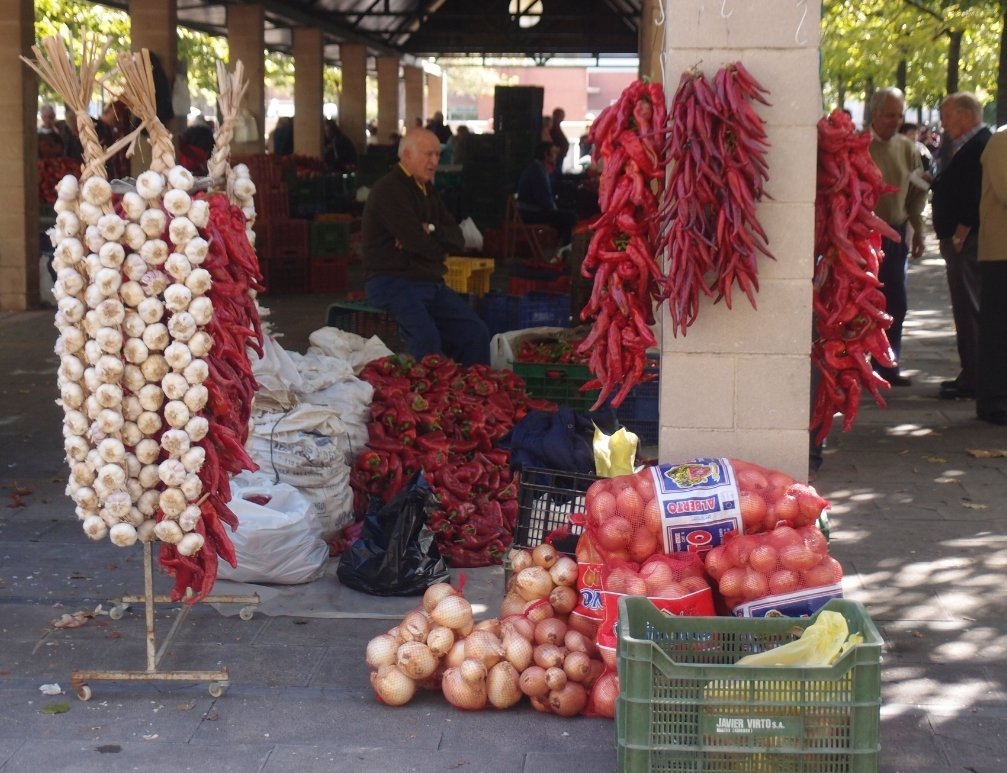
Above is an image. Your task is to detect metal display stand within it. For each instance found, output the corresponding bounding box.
[71,541,259,701]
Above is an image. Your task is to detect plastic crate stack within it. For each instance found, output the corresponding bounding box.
[309,214,353,294]
[326,300,403,351]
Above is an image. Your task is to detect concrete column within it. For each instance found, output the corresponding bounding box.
[427,72,444,118]
[639,0,665,83]
[293,26,323,158]
[403,65,424,129]
[376,56,400,143]
[339,43,368,154]
[0,0,38,311]
[227,3,266,155]
[660,0,821,479]
[129,0,179,169]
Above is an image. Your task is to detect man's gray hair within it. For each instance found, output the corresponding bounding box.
[868,87,905,116]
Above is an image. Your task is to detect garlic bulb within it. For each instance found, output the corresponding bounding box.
[167,165,195,191]
[140,270,170,297]
[123,364,145,394]
[96,408,124,435]
[137,519,157,542]
[83,224,104,253]
[124,508,145,527]
[184,237,209,265]
[188,199,210,229]
[137,489,160,517]
[60,326,85,354]
[135,170,165,200]
[72,485,99,511]
[158,459,187,487]
[97,437,126,464]
[136,410,163,436]
[122,394,142,421]
[104,490,132,519]
[56,267,85,295]
[182,358,208,385]
[168,311,197,342]
[185,415,209,442]
[121,421,142,448]
[98,241,125,268]
[163,189,192,216]
[65,434,90,462]
[59,354,85,383]
[160,428,190,457]
[126,477,143,501]
[184,268,212,296]
[93,267,122,298]
[57,296,86,324]
[168,217,197,247]
[121,311,145,340]
[121,191,147,222]
[141,322,169,351]
[137,383,165,412]
[55,210,81,237]
[138,463,161,489]
[135,437,161,465]
[60,381,85,409]
[96,213,126,242]
[95,327,123,354]
[232,176,256,200]
[54,237,85,266]
[140,239,168,267]
[178,505,201,532]
[164,252,192,282]
[139,207,167,238]
[55,174,79,201]
[163,400,191,429]
[186,330,213,358]
[163,284,192,313]
[83,252,103,279]
[63,409,89,437]
[158,488,187,519]
[95,463,126,494]
[95,383,123,409]
[176,532,205,555]
[137,296,165,325]
[164,341,193,371]
[82,369,101,396]
[179,473,202,501]
[70,462,96,487]
[140,354,170,383]
[95,298,125,327]
[84,395,103,421]
[83,515,108,541]
[187,297,213,326]
[183,383,208,413]
[181,446,205,473]
[81,176,112,207]
[109,522,138,547]
[83,283,106,309]
[161,372,189,400]
[154,519,184,544]
[123,337,149,365]
[120,280,145,308]
[81,309,102,338]
[123,251,148,280]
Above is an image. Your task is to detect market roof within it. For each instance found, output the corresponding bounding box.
[124,0,644,64]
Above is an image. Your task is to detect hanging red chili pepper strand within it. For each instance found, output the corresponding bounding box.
[810,109,901,445]
[656,62,773,336]
[577,80,666,409]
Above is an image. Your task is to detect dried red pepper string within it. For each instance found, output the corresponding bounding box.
[810,109,900,445]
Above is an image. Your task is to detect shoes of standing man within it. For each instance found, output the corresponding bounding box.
[887,374,913,387]
[938,380,975,400]
[978,410,1007,425]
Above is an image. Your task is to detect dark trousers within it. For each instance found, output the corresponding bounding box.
[364,275,490,366]
[940,234,981,390]
[875,223,908,378]
[977,261,1007,417]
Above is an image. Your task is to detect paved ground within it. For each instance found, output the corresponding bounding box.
[1,233,1005,772]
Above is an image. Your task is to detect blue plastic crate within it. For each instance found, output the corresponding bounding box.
[617,375,660,444]
[478,292,521,336]
[517,292,571,328]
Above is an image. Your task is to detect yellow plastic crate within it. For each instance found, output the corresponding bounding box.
[445,256,495,297]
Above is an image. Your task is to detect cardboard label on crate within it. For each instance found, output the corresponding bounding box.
[648,459,742,555]
[733,583,844,618]
[700,713,805,738]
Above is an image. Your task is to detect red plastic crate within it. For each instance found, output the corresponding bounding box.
[253,183,290,222]
[509,275,572,295]
[310,254,349,294]
[257,219,309,260]
[260,252,309,295]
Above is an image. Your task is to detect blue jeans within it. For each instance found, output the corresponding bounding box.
[364,276,491,366]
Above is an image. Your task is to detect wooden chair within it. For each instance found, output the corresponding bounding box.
[502,194,558,263]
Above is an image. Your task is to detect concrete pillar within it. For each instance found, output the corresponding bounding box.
[129,0,179,171]
[339,43,368,154]
[227,3,266,155]
[293,26,323,158]
[660,0,821,479]
[403,65,424,129]
[427,72,444,118]
[376,56,400,143]
[639,0,665,83]
[0,0,38,311]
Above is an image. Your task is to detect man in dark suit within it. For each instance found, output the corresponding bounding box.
[929,92,991,400]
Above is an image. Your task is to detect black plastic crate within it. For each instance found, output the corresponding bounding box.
[514,466,599,556]
[325,300,403,351]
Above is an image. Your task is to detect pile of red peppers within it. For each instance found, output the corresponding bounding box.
[157,193,265,604]
[350,354,553,567]
[810,109,900,444]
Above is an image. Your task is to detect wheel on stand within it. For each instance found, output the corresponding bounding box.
[238,606,255,621]
[208,681,228,698]
[76,684,92,701]
[109,604,127,620]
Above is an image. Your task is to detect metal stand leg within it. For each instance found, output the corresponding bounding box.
[71,541,259,700]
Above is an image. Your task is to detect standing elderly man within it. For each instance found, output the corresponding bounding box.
[976,128,1007,424]
[930,92,991,400]
[362,128,490,366]
[867,87,928,386]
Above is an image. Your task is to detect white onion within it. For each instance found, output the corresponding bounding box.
[396,641,438,680]
[370,664,416,707]
[441,667,486,711]
[366,634,400,670]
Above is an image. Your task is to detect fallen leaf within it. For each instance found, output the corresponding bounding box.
[176,700,197,712]
[51,611,89,629]
[142,734,159,741]
[40,703,70,714]
[962,502,988,510]
[966,448,1007,458]
[204,712,219,721]
[926,456,947,464]
[13,482,32,496]
[912,631,924,639]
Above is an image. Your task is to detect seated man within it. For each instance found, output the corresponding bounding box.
[361,128,490,366]
[516,141,577,250]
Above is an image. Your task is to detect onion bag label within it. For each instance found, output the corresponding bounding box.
[595,588,715,654]
[732,583,844,618]
[574,560,605,619]
[649,458,742,555]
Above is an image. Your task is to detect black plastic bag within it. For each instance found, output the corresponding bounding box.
[337,471,450,596]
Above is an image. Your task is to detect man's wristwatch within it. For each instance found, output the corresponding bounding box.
[952,235,964,247]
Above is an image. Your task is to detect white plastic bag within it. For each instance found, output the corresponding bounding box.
[459,216,484,251]
[220,483,329,584]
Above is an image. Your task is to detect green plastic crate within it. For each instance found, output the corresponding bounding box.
[325,300,402,351]
[512,361,599,410]
[310,220,351,257]
[616,597,881,773]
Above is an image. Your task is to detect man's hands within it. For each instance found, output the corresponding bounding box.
[911,230,925,258]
